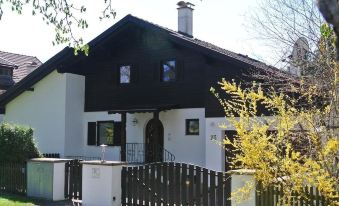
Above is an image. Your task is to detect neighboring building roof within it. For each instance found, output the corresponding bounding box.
[0,56,16,68]
[0,14,282,111]
[0,51,42,83]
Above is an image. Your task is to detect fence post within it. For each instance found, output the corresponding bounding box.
[27,158,71,201]
[230,169,256,206]
[81,160,126,206]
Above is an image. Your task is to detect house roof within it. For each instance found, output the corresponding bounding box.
[0,56,16,68]
[0,51,42,83]
[127,15,276,72]
[0,14,281,111]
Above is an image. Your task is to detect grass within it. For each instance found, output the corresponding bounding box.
[0,193,36,206]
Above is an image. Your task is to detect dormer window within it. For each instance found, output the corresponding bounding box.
[0,67,12,76]
[119,65,131,84]
[0,66,14,89]
[161,60,176,82]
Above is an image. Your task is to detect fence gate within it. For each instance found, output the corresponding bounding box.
[121,162,231,206]
[64,159,82,200]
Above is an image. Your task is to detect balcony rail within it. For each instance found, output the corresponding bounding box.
[126,143,175,164]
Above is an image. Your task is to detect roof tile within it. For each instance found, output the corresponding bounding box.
[0,51,42,83]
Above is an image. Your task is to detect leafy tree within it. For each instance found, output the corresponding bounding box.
[0,123,40,162]
[0,0,116,55]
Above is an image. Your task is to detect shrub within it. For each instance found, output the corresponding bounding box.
[0,123,40,162]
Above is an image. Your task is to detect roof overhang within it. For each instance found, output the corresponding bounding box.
[107,104,179,114]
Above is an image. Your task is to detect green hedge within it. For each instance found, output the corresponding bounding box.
[0,123,40,162]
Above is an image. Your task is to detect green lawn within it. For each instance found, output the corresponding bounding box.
[0,194,36,206]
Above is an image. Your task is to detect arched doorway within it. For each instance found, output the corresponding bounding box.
[145,118,164,163]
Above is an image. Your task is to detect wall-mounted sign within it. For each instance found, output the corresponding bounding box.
[210,135,217,140]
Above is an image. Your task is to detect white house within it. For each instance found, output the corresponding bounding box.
[0,3,277,172]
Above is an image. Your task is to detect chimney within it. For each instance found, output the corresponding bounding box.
[177,1,195,37]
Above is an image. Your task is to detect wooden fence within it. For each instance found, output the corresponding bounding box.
[64,160,82,200]
[0,162,27,195]
[122,162,231,206]
[256,183,339,206]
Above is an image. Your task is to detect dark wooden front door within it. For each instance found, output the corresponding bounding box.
[145,118,164,163]
[224,131,237,172]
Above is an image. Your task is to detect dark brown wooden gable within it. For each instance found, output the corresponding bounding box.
[81,25,207,112]
[204,58,251,118]
[60,23,260,117]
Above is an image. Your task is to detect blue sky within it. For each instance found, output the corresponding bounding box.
[0,0,272,64]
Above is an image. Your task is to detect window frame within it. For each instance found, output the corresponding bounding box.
[185,119,200,135]
[96,121,115,146]
[160,59,177,83]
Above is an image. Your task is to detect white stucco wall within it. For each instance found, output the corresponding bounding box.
[3,71,86,157]
[64,73,85,157]
[160,108,205,166]
[82,108,206,166]
[4,70,67,155]
[205,117,227,171]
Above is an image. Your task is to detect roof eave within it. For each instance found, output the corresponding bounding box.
[0,47,72,107]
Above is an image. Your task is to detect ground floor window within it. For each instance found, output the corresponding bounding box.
[97,121,114,145]
[87,121,121,146]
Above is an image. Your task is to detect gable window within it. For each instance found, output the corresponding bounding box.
[87,121,121,146]
[119,65,131,84]
[161,60,176,82]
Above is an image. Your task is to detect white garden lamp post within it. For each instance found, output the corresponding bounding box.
[100,144,107,162]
